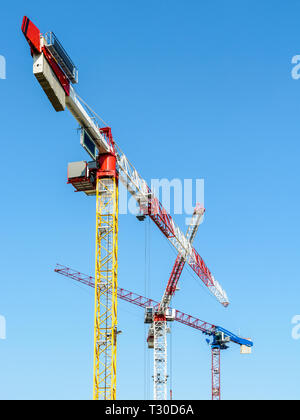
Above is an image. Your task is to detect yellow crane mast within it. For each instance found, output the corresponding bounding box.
[93,147,119,400]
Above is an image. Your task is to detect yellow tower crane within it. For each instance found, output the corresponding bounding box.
[21,17,121,399]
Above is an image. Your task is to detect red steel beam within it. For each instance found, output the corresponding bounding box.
[54,264,216,336]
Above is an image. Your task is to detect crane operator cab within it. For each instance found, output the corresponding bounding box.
[213,331,231,350]
[144,307,154,324]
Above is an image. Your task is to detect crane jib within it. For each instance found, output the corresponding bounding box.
[54,265,249,347]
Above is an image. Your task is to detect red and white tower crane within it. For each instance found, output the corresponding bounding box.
[54,265,253,400]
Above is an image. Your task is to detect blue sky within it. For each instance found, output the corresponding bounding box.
[0,0,300,400]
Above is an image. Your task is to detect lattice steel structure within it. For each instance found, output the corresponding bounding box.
[159,206,204,314]
[212,347,221,401]
[93,175,119,400]
[147,206,204,400]
[153,317,168,400]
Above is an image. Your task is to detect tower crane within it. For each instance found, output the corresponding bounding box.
[54,264,253,400]
[145,204,204,400]
[22,16,230,400]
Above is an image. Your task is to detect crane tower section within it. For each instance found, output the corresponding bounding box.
[93,151,119,400]
[153,315,168,401]
[212,347,221,401]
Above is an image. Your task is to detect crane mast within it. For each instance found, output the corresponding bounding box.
[93,148,119,400]
[212,347,221,400]
[153,314,168,400]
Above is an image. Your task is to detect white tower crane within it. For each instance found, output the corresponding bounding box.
[145,205,204,399]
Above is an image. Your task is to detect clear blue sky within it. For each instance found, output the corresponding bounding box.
[0,0,299,400]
